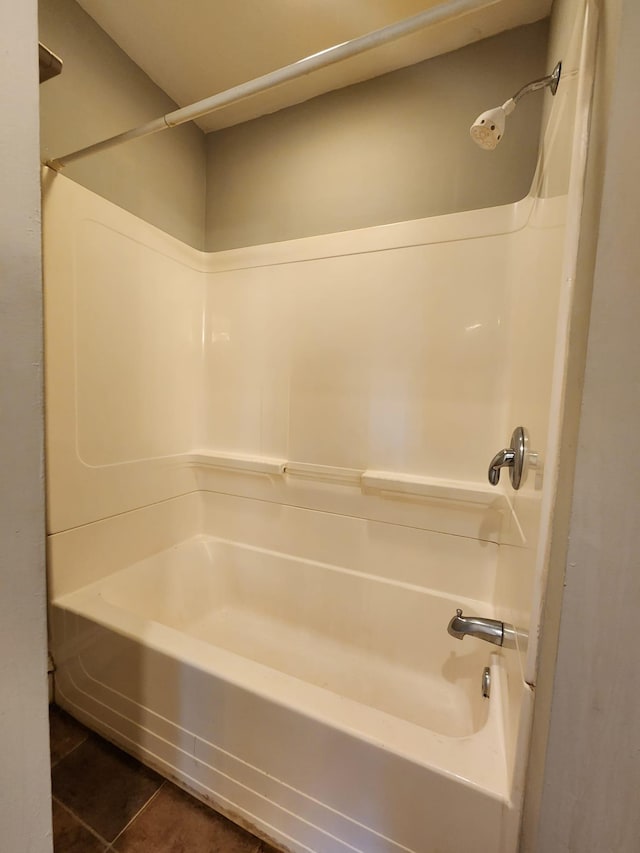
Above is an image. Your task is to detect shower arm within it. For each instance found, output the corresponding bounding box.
[512,61,562,105]
[46,0,499,171]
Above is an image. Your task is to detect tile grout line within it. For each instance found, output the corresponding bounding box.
[52,796,111,848]
[49,731,90,769]
[109,780,167,847]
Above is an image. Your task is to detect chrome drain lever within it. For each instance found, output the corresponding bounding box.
[481,667,491,699]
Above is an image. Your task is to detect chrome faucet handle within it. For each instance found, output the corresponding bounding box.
[488,426,528,489]
[488,447,516,486]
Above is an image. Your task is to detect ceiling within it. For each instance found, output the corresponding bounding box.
[76,0,552,133]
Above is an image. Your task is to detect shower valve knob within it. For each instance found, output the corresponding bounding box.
[488,426,530,490]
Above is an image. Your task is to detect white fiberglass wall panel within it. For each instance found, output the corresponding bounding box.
[75,220,201,466]
[43,171,205,533]
[200,204,531,482]
[496,196,568,637]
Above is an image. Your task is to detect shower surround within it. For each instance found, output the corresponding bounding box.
[44,6,595,840]
[44,167,566,852]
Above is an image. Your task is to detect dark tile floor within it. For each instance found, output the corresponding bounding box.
[49,705,280,853]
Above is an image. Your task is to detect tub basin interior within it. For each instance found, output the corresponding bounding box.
[67,536,494,738]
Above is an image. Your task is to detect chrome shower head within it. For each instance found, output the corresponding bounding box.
[470,61,562,151]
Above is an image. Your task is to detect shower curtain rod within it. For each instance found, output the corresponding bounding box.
[47,0,497,170]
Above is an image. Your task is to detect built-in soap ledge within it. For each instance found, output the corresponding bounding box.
[361,470,507,509]
[283,461,362,485]
[188,451,506,509]
[187,451,287,475]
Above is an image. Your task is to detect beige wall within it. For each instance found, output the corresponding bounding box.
[205,21,549,251]
[39,5,548,253]
[0,0,52,850]
[39,0,207,248]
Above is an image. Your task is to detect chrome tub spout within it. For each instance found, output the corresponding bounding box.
[447,609,519,650]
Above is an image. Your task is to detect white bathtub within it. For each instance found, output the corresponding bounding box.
[51,536,514,852]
